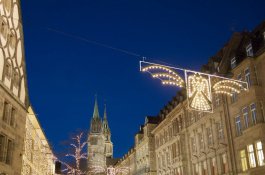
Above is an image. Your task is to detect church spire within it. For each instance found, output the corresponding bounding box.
[93,95,100,119]
[90,95,102,133]
[102,104,110,134]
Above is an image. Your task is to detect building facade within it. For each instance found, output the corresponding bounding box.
[87,98,113,173]
[21,106,55,175]
[116,21,265,175]
[115,116,158,175]
[0,0,30,174]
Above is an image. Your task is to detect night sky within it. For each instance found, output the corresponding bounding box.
[21,0,265,158]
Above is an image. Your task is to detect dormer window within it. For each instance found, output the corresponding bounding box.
[231,57,236,69]
[246,43,253,57]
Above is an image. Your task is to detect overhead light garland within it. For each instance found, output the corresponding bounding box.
[140,61,248,112]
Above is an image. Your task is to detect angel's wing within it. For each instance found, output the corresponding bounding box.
[212,79,247,96]
[141,65,185,88]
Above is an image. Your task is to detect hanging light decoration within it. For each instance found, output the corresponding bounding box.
[187,73,212,112]
[213,79,247,96]
[140,61,248,113]
[141,65,185,88]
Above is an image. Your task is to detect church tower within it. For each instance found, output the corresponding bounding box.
[87,98,114,173]
[87,98,107,172]
[102,105,113,159]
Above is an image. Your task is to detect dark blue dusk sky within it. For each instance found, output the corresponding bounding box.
[21,0,265,158]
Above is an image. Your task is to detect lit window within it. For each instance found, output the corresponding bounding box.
[207,127,213,146]
[248,144,257,168]
[246,44,254,57]
[231,57,236,69]
[250,103,257,125]
[245,68,251,87]
[217,122,224,140]
[235,116,242,136]
[256,141,265,166]
[240,150,248,172]
[263,31,265,40]
[243,107,249,128]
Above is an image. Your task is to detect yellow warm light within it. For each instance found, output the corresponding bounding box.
[188,74,212,111]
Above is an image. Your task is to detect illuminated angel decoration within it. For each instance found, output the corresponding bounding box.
[188,74,212,111]
[140,61,248,112]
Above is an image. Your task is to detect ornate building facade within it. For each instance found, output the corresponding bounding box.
[0,0,30,174]
[115,21,265,175]
[21,106,55,175]
[87,98,113,173]
[115,116,158,175]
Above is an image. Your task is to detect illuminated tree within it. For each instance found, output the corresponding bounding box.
[57,133,87,175]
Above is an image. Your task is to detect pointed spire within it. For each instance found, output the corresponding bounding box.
[93,95,100,119]
[103,103,110,134]
[104,103,107,120]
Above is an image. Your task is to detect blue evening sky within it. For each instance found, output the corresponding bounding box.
[21,0,265,158]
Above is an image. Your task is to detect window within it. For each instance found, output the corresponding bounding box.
[207,127,213,146]
[231,92,237,103]
[0,135,5,162]
[215,94,220,107]
[250,103,257,125]
[5,62,12,80]
[263,31,265,40]
[217,122,224,140]
[172,143,177,159]
[203,161,207,175]
[256,141,265,166]
[235,116,242,136]
[260,101,264,122]
[0,21,8,39]
[9,32,16,49]
[246,44,254,57]
[221,153,228,173]
[198,133,204,150]
[240,150,248,172]
[10,108,15,127]
[245,68,251,87]
[211,158,217,175]
[248,144,257,168]
[13,71,20,88]
[3,102,9,123]
[231,57,236,69]
[5,139,13,165]
[243,107,249,128]
[191,137,196,153]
